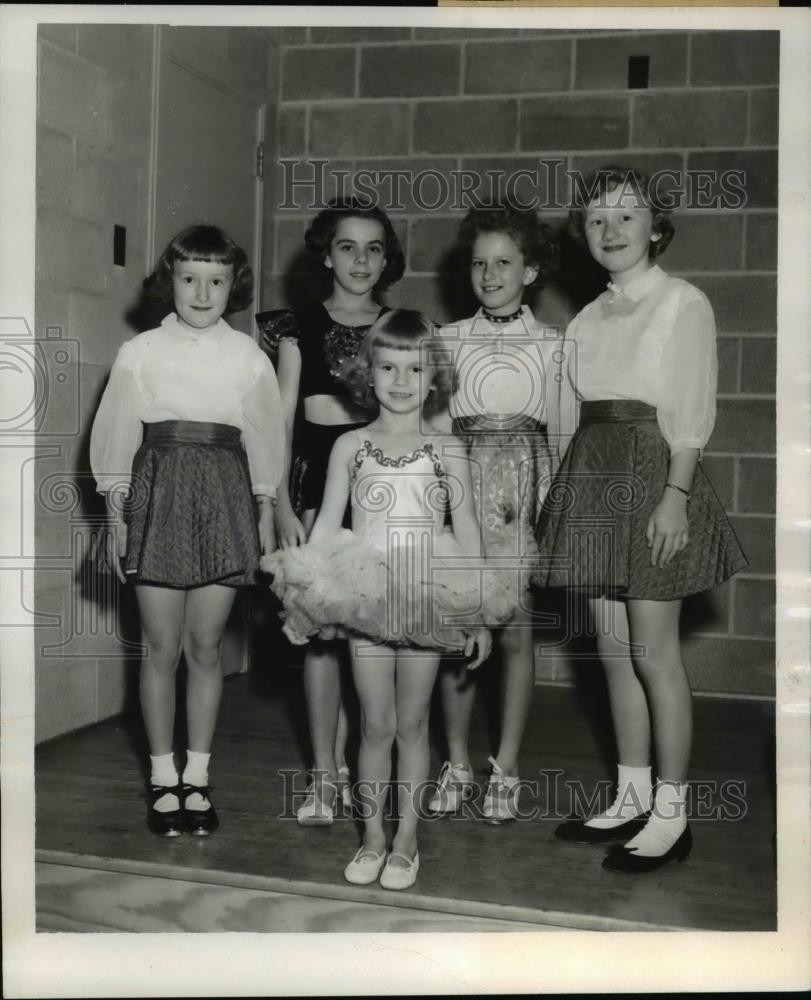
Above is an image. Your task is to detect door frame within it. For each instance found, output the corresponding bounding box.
[146,26,266,344]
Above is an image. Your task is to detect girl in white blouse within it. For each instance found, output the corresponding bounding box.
[90,224,284,838]
[537,168,747,872]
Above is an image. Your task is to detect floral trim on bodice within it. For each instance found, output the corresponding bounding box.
[350,439,447,485]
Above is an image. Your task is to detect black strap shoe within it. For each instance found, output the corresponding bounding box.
[602,824,693,873]
[182,783,219,837]
[554,813,650,844]
[147,784,183,837]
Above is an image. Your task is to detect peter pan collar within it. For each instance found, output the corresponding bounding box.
[606,265,666,303]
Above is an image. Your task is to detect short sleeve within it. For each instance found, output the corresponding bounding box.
[89,340,145,493]
[657,290,717,455]
[239,350,285,496]
[256,309,299,361]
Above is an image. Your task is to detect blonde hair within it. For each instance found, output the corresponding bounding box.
[341,309,455,417]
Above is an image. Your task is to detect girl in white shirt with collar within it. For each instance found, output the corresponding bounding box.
[91,225,284,839]
[537,167,747,872]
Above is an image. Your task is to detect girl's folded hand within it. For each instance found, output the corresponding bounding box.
[646,491,689,568]
[465,627,493,670]
[100,521,127,584]
[275,502,307,549]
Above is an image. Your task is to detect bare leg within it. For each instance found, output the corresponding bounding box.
[618,598,690,857]
[590,596,651,767]
[301,506,344,797]
[303,642,342,797]
[350,637,396,854]
[135,585,185,755]
[391,648,442,863]
[493,600,535,776]
[182,583,237,753]
[437,660,476,766]
[335,695,350,770]
[627,598,691,782]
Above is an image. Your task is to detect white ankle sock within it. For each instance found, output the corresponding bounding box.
[182,750,211,811]
[584,764,652,829]
[622,781,688,857]
[150,753,179,813]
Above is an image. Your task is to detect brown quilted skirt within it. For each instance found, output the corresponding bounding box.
[533,400,748,600]
[126,421,260,588]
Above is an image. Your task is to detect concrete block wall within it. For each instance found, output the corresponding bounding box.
[264,27,777,697]
[34,25,273,742]
[35,24,157,743]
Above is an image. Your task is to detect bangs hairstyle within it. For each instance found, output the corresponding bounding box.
[341,309,455,418]
[304,197,406,291]
[458,204,559,288]
[568,166,675,259]
[146,224,254,312]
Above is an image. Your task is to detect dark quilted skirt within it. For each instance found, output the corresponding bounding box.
[126,421,260,588]
[533,400,748,600]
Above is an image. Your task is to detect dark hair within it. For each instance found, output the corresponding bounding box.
[304,197,405,290]
[145,224,254,312]
[342,309,454,418]
[568,166,675,259]
[458,204,558,288]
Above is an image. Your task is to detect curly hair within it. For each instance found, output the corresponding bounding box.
[145,224,254,312]
[458,204,559,287]
[568,165,675,260]
[303,197,405,290]
[341,309,455,418]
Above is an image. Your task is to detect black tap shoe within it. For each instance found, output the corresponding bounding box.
[181,783,220,837]
[554,813,650,844]
[147,784,183,837]
[602,824,693,873]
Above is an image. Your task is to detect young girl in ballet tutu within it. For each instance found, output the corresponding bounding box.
[536,166,747,872]
[256,198,404,825]
[430,205,574,824]
[90,224,284,837]
[265,310,514,890]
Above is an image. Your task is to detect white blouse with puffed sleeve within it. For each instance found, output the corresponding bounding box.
[90,313,284,496]
[564,265,718,455]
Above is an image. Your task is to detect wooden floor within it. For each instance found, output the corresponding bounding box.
[35,669,776,932]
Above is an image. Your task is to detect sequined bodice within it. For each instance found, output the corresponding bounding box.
[349,439,448,553]
[257,303,387,400]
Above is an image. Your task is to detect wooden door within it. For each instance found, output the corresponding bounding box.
[152,31,264,333]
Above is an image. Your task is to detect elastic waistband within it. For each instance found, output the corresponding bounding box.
[579,400,657,425]
[142,420,241,446]
[452,414,547,435]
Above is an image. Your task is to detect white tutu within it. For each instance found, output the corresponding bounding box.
[262,528,517,651]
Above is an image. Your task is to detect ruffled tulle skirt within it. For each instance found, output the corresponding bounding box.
[262,529,517,651]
